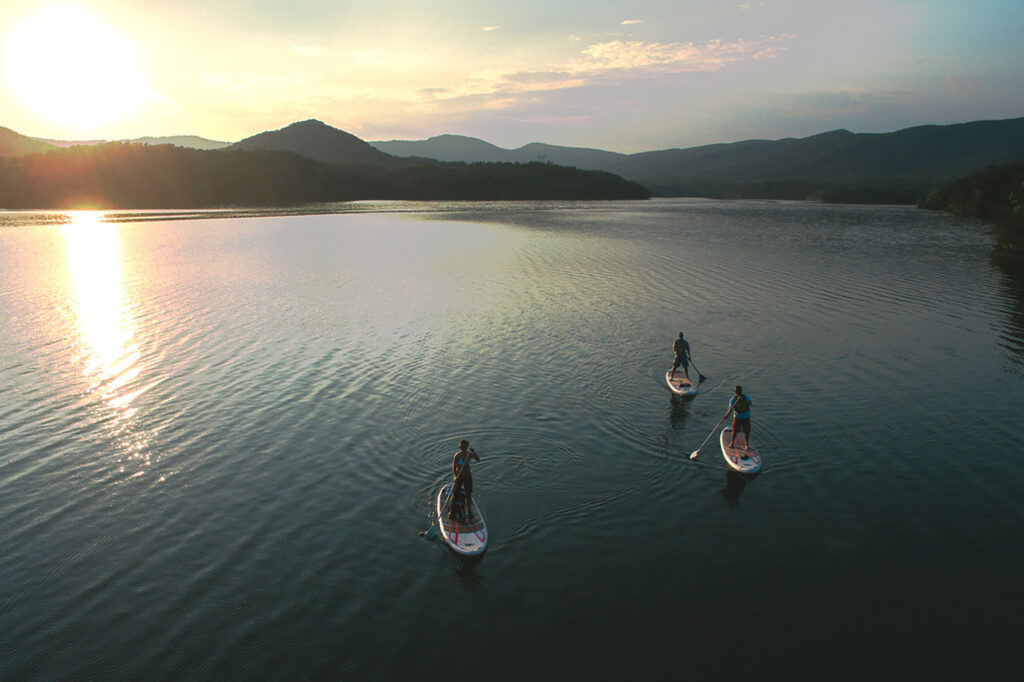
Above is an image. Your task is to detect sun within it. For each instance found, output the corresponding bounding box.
[3,4,150,131]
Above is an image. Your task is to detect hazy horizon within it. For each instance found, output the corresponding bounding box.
[2,1,1023,153]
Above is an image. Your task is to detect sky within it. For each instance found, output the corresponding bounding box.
[1,0,1022,152]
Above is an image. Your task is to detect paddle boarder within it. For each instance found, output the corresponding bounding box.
[723,385,752,454]
[450,439,480,520]
[670,332,692,381]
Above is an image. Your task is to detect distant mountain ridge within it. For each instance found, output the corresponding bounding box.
[0,128,229,154]
[373,117,1024,200]
[5,116,1024,202]
[126,135,229,149]
[373,134,626,168]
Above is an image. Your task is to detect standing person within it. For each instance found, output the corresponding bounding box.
[670,332,692,381]
[722,385,753,454]
[450,439,480,520]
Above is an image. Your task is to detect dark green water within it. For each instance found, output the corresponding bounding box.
[1,199,1023,680]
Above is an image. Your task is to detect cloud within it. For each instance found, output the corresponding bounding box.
[620,19,644,25]
[557,34,794,80]
[481,26,499,31]
[739,2,766,11]
[409,34,793,119]
[293,45,325,57]
[574,37,790,72]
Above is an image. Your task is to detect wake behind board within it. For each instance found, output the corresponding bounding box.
[436,483,488,556]
[720,427,761,474]
[665,369,698,397]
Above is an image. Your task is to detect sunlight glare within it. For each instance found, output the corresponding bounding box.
[3,4,150,129]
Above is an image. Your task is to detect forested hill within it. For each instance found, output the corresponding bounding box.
[0,142,650,209]
[229,119,396,166]
[918,164,1024,253]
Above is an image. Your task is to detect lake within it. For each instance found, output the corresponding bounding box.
[2,199,1023,680]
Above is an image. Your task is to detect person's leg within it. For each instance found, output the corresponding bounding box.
[739,419,750,452]
[729,418,737,447]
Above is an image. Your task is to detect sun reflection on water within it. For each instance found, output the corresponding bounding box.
[62,211,154,479]
[63,212,132,377]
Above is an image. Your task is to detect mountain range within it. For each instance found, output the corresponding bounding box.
[3,116,1024,202]
[371,118,1024,200]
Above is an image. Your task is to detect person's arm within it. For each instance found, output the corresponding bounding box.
[470,448,480,463]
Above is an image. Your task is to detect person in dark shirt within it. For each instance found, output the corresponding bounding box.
[670,332,692,381]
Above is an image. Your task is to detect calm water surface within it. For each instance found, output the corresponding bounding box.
[1,199,1023,680]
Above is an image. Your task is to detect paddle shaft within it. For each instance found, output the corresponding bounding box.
[690,415,727,459]
[419,480,458,537]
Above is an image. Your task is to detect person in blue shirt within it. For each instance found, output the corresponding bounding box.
[670,332,691,381]
[722,385,753,455]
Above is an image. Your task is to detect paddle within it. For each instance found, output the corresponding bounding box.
[690,361,707,384]
[419,478,457,538]
[689,415,727,459]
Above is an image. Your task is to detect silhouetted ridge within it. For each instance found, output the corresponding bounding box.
[0,142,650,208]
[125,135,229,150]
[230,119,396,166]
[0,127,55,157]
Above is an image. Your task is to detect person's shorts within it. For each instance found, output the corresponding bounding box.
[673,355,689,369]
[732,417,751,434]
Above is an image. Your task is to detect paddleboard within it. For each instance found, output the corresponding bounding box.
[665,369,698,397]
[436,483,488,556]
[720,427,761,473]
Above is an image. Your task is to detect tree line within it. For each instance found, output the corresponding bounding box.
[917,164,1024,254]
[0,143,651,209]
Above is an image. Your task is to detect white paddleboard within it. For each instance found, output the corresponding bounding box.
[720,427,761,473]
[665,369,698,397]
[436,483,488,556]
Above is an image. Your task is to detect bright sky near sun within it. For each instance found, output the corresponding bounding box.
[1,0,1022,151]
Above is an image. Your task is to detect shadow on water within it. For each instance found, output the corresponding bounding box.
[719,470,758,507]
[666,395,692,429]
[451,554,483,590]
[992,251,1024,368]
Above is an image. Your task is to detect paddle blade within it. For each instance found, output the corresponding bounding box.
[698,373,707,384]
[419,520,438,538]
[689,450,699,460]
